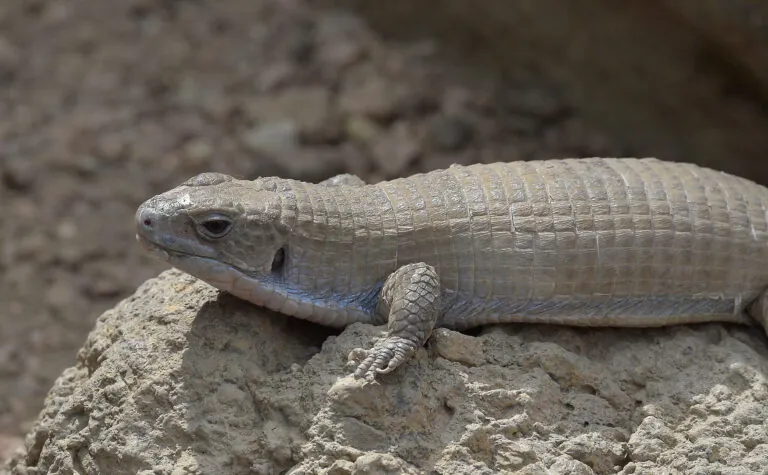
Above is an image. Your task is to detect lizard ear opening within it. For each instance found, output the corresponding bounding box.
[271,247,286,273]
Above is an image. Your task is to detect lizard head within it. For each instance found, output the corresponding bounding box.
[135,172,290,280]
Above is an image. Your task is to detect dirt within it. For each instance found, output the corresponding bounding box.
[0,0,765,456]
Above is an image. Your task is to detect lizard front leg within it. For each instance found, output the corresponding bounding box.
[351,262,442,381]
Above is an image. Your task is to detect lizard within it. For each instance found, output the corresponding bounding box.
[135,157,768,381]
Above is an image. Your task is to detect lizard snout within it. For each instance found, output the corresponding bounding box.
[135,202,159,239]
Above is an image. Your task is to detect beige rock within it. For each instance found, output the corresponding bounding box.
[7,269,768,474]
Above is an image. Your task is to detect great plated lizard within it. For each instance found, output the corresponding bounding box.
[135,158,768,381]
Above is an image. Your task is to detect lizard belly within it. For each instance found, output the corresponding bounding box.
[438,292,756,330]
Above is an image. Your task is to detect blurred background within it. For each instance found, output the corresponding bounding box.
[1,0,767,456]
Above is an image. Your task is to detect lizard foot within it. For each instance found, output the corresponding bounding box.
[351,336,418,382]
[349,262,441,382]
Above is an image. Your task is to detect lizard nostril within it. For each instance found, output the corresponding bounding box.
[143,218,152,227]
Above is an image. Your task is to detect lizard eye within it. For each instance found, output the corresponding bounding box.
[198,215,233,239]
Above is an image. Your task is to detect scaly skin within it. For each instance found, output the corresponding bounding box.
[135,158,768,381]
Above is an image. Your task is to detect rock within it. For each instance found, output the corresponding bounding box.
[257,62,297,92]
[273,147,348,182]
[370,121,422,177]
[181,138,214,166]
[559,432,627,473]
[548,457,595,475]
[0,434,23,465]
[314,12,368,70]
[431,328,484,366]
[344,115,383,144]
[338,76,430,121]
[44,280,79,314]
[503,87,567,121]
[0,36,19,80]
[2,156,37,191]
[429,115,473,151]
[240,121,300,156]
[8,269,768,474]
[244,87,332,133]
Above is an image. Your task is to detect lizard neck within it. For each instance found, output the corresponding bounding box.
[174,251,379,328]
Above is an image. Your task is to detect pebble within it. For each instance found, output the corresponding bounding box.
[345,115,382,143]
[2,156,37,190]
[276,147,347,182]
[182,138,214,165]
[0,434,23,462]
[257,62,297,92]
[240,121,300,156]
[74,155,100,176]
[504,87,566,120]
[95,133,127,161]
[84,265,127,298]
[245,87,331,132]
[338,76,410,120]
[315,13,367,69]
[0,36,19,72]
[429,116,473,151]
[45,280,78,312]
[56,221,78,241]
[430,328,484,366]
[371,122,422,176]
[13,232,49,261]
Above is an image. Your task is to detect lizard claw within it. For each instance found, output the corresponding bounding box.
[350,336,416,382]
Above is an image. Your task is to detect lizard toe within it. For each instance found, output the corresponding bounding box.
[351,337,416,381]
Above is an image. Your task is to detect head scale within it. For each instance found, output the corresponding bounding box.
[135,173,290,278]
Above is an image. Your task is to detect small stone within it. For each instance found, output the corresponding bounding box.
[56,221,78,240]
[257,62,296,92]
[429,116,473,151]
[84,266,126,299]
[431,328,484,366]
[14,232,49,260]
[559,433,627,473]
[320,40,364,69]
[548,457,595,475]
[174,80,234,121]
[0,434,23,462]
[2,156,37,190]
[345,115,382,143]
[182,138,214,164]
[74,155,99,176]
[41,1,71,24]
[240,121,300,156]
[504,87,566,120]
[8,197,38,220]
[315,12,368,69]
[338,77,414,121]
[245,87,331,132]
[506,116,542,135]
[276,147,346,182]
[370,122,422,176]
[327,459,354,475]
[95,134,126,161]
[45,280,78,312]
[0,36,19,73]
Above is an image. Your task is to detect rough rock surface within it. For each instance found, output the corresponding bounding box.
[7,270,768,474]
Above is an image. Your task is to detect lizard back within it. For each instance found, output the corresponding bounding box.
[280,158,768,328]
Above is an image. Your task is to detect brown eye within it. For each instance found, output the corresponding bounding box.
[199,217,232,238]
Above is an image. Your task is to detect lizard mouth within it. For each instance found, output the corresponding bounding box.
[135,233,275,278]
[136,233,173,261]
[135,233,220,269]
